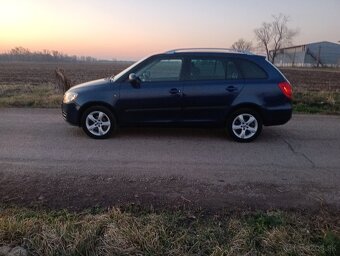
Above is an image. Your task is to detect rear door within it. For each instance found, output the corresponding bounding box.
[182,57,244,123]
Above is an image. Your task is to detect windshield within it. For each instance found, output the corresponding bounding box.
[112,56,149,82]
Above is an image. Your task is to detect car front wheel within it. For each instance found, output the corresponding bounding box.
[227,108,262,142]
[81,106,116,139]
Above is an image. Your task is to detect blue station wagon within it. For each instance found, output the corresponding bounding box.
[62,48,292,142]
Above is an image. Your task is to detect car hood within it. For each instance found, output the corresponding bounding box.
[69,78,112,92]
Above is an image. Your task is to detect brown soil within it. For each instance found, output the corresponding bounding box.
[0,170,334,212]
[281,68,340,91]
[0,61,131,86]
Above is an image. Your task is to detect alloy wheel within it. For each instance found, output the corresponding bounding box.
[231,113,258,140]
[85,111,111,136]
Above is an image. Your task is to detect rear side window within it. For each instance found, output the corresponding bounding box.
[189,59,225,80]
[226,60,241,80]
[236,59,267,79]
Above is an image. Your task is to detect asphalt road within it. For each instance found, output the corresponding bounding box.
[0,108,339,211]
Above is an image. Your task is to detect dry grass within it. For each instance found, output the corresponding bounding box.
[1,83,340,115]
[0,207,339,256]
[0,84,62,108]
[293,89,340,114]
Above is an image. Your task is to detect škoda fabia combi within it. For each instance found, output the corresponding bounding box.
[62,49,292,142]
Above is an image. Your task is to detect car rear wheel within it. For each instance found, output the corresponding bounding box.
[227,108,262,142]
[81,106,116,139]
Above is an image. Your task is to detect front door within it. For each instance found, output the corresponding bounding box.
[118,57,184,124]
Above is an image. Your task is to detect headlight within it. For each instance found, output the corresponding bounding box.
[63,92,78,103]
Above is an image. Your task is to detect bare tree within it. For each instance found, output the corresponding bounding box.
[254,22,272,59]
[231,39,253,52]
[254,14,298,63]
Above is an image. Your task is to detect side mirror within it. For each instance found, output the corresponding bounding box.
[128,73,141,88]
[129,73,138,81]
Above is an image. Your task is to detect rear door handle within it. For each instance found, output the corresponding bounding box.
[226,86,238,92]
[169,88,181,95]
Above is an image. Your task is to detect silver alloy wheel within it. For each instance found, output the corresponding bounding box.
[232,113,258,140]
[85,111,111,137]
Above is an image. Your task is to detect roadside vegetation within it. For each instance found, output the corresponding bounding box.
[294,90,340,114]
[282,67,340,115]
[1,83,339,114]
[0,206,339,256]
[0,84,61,108]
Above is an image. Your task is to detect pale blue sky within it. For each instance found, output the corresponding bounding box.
[1,0,339,60]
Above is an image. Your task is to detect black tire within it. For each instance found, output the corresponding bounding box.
[81,106,117,139]
[227,108,263,143]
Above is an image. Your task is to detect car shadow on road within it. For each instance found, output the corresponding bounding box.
[118,127,227,139]
[66,125,283,142]
[117,126,282,142]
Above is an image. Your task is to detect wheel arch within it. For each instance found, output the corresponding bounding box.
[78,101,118,126]
[226,103,264,123]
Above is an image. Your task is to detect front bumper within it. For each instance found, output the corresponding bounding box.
[62,102,80,126]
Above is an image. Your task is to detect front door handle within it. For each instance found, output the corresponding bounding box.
[226,86,238,92]
[169,88,181,95]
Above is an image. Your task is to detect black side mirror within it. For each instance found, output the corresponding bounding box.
[128,73,141,88]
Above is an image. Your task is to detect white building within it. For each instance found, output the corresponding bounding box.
[270,41,340,67]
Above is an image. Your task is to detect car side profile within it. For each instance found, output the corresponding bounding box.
[62,48,292,142]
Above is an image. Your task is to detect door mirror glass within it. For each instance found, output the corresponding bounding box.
[128,73,141,88]
[129,73,138,82]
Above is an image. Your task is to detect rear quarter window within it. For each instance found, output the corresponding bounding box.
[189,59,226,80]
[236,59,268,79]
[187,58,242,81]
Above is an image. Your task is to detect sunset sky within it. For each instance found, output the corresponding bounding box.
[0,0,339,60]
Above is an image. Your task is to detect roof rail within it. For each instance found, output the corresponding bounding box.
[165,48,253,55]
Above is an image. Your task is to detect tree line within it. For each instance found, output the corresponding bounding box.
[0,47,98,62]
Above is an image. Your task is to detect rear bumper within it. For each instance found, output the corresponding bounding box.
[262,105,292,126]
[62,102,80,126]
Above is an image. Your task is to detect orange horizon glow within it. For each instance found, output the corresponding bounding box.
[1,0,339,60]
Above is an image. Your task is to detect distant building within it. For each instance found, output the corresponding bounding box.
[270,41,340,67]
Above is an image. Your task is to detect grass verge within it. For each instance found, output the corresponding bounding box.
[0,84,62,108]
[1,84,340,115]
[0,207,339,255]
[293,90,340,114]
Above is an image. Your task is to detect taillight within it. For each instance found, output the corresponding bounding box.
[278,81,292,99]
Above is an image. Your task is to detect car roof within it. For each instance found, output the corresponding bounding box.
[161,48,265,59]
[165,48,252,54]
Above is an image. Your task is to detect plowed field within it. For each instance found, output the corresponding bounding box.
[0,62,339,89]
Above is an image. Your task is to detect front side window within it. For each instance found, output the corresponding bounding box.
[136,59,182,82]
[189,59,226,80]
